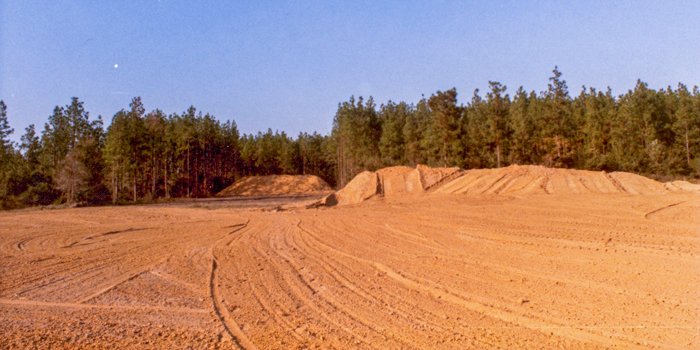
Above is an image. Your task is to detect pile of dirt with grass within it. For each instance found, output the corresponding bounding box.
[216,175,332,197]
[323,164,699,205]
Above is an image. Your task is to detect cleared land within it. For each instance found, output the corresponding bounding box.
[216,174,332,197]
[1,167,699,349]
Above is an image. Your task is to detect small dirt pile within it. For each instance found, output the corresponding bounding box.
[664,180,700,192]
[217,175,332,197]
[323,165,461,205]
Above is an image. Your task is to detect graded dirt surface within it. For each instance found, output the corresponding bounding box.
[217,175,332,197]
[1,172,699,349]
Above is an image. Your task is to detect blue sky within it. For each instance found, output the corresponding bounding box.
[2,0,699,143]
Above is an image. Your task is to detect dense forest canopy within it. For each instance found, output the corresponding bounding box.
[1,68,699,208]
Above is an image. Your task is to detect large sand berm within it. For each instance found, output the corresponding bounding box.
[325,164,699,205]
[217,174,332,197]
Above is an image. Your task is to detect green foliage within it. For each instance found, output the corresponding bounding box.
[427,88,463,167]
[379,101,410,166]
[403,97,431,166]
[611,80,671,174]
[332,96,381,186]
[0,101,13,151]
[0,100,22,207]
[508,88,538,165]
[539,67,576,167]
[3,67,700,208]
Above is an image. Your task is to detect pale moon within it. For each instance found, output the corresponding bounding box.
[114,64,118,68]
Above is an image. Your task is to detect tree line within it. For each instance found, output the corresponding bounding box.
[332,68,700,186]
[1,68,699,208]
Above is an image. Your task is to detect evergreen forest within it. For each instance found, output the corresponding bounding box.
[1,68,699,208]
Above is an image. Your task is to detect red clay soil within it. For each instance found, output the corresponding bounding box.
[326,164,700,205]
[1,165,698,349]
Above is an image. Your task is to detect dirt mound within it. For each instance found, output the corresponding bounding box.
[664,180,700,192]
[435,164,688,196]
[325,164,699,205]
[322,171,378,206]
[323,165,461,205]
[416,164,464,189]
[377,166,421,198]
[217,174,332,197]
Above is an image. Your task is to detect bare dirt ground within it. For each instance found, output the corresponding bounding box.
[1,171,699,349]
[216,175,332,197]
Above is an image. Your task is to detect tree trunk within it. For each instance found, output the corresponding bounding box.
[133,172,137,202]
[194,148,198,197]
[152,153,156,198]
[164,159,169,199]
[685,124,691,167]
[338,139,344,187]
[496,140,501,168]
[112,165,117,204]
[187,143,190,198]
[556,135,562,160]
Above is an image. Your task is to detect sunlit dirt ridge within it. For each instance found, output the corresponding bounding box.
[324,164,700,205]
[217,174,332,197]
[1,165,698,349]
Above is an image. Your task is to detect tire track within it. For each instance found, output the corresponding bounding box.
[210,259,257,350]
[644,201,687,219]
[268,225,403,348]
[249,220,379,348]
[78,258,168,303]
[296,215,672,349]
[233,226,312,346]
[292,220,469,347]
[0,298,208,314]
[209,219,257,350]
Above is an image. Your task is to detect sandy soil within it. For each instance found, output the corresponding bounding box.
[217,175,332,197]
[1,170,699,349]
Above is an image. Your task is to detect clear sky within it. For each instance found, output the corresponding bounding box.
[2,0,699,143]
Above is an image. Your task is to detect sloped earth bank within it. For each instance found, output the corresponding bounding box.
[1,192,698,349]
[217,175,332,197]
[324,165,462,205]
[325,164,700,205]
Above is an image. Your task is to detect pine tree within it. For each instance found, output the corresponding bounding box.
[508,87,534,165]
[463,89,491,168]
[332,96,381,186]
[38,97,103,203]
[540,67,575,167]
[0,101,13,152]
[403,97,430,166]
[55,144,88,203]
[0,101,19,206]
[20,125,41,168]
[670,84,700,175]
[578,87,617,170]
[427,88,462,167]
[144,110,166,198]
[378,101,410,166]
[484,82,510,167]
[614,81,670,175]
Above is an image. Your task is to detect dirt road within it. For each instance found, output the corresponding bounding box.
[1,193,698,349]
